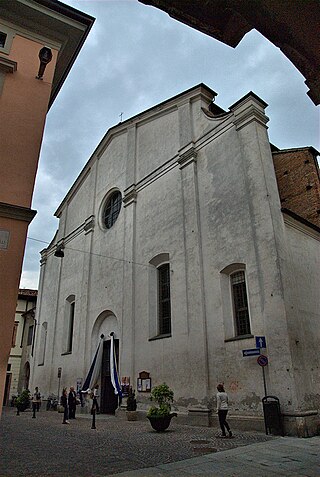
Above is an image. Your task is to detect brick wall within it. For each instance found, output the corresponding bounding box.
[272,147,320,228]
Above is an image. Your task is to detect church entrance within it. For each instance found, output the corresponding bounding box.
[100,339,119,414]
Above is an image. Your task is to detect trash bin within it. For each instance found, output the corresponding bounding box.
[262,396,284,436]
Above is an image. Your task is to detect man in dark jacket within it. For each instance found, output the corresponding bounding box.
[68,386,77,419]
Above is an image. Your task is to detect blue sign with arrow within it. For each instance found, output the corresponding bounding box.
[255,336,266,349]
[242,348,261,357]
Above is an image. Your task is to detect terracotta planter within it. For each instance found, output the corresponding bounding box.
[147,413,177,432]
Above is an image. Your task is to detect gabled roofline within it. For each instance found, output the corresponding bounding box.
[54,83,216,217]
[105,83,217,136]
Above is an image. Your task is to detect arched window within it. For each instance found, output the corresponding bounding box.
[38,322,47,365]
[230,270,251,336]
[149,254,172,339]
[63,295,75,354]
[220,263,252,339]
[158,264,171,335]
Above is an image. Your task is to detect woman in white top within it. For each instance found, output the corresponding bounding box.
[216,384,232,438]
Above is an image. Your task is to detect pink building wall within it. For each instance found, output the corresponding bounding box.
[0,34,58,410]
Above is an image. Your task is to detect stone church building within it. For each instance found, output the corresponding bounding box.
[31,84,320,436]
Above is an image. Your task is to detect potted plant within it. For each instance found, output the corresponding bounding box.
[147,383,177,432]
[126,387,138,421]
[16,389,30,414]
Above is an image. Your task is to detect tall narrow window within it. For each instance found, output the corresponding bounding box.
[67,301,75,353]
[38,322,47,365]
[158,264,171,335]
[231,271,251,336]
[11,321,19,347]
[27,325,34,346]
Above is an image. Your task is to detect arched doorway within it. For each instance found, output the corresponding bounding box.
[24,362,30,390]
[101,338,119,414]
[91,311,120,415]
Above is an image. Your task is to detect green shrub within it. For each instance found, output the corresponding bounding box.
[147,383,174,417]
[126,387,137,411]
[16,389,30,411]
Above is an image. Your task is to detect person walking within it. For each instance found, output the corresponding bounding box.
[61,388,69,424]
[91,384,100,414]
[32,387,41,418]
[68,386,77,419]
[216,383,232,438]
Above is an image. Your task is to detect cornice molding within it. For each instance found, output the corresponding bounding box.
[230,95,269,131]
[84,215,95,234]
[177,143,198,169]
[123,185,137,207]
[282,209,320,241]
[0,202,36,223]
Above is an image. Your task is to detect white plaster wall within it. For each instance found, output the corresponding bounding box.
[136,109,179,181]
[32,254,61,395]
[281,221,320,411]
[63,171,95,237]
[31,86,319,420]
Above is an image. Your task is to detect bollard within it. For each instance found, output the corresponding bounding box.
[16,408,20,416]
[91,407,96,429]
[32,403,36,418]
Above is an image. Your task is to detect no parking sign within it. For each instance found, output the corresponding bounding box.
[257,355,268,367]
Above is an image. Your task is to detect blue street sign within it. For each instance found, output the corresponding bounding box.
[242,348,261,357]
[255,336,266,349]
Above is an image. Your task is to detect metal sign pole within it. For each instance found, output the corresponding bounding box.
[57,367,62,403]
[262,366,267,397]
[57,377,61,403]
[257,355,268,397]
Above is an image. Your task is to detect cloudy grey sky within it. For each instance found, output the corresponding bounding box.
[20,0,319,289]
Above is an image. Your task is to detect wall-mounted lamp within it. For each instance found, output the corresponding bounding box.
[54,245,64,258]
[36,47,52,80]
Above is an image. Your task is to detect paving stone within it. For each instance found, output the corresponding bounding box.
[0,408,319,477]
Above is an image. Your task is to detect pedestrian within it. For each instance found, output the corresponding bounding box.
[216,383,232,438]
[32,387,41,418]
[61,387,69,424]
[91,384,100,414]
[68,386,77,419]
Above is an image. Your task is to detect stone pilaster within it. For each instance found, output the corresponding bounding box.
[177,143,209,399]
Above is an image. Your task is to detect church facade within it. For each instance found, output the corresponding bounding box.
[31,84,320,436]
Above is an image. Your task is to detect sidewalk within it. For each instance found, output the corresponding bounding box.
[106,436,320,476]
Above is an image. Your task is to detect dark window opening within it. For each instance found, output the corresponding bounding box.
[103,191,122,229]
[158,264,171,335]
[0,32,7,48]
[27,325,34,346]
[67,302,75,353]
[11,322,18,348]
[231,271,251,336]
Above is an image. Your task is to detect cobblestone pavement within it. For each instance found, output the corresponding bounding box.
[0,407,275,477]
